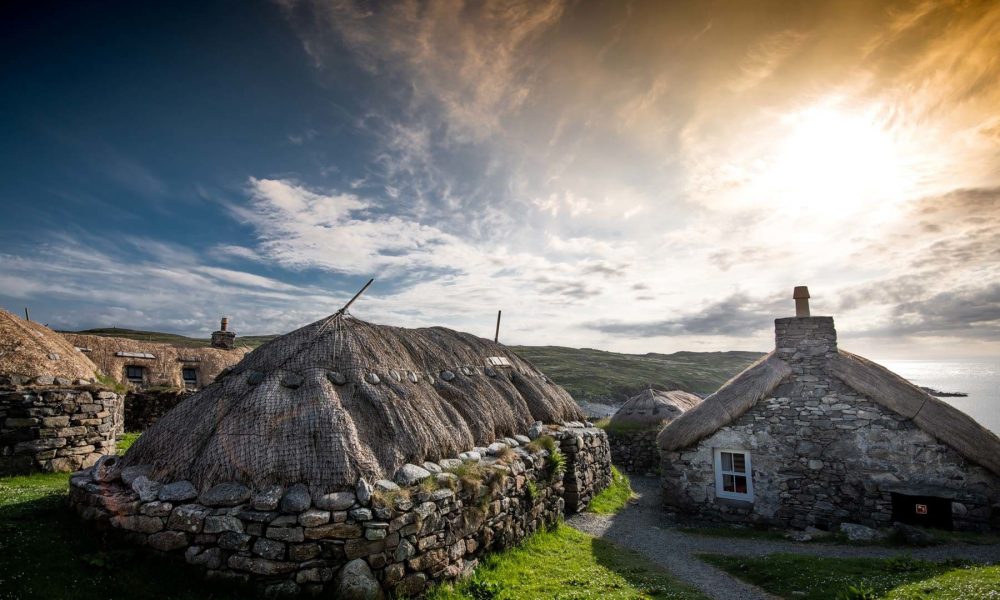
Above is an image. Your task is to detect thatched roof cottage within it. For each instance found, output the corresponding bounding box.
[70,312,611,596]
[0,308,98,385]
[0,309,123,474]
[658,287,1000,532]
[606,389,702,474]
[63,318,249,391]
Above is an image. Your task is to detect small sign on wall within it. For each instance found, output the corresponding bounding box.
[915,504,928,515]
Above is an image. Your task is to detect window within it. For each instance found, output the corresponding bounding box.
[182,368,198,387]
[125,365,145,384]
[714,449,754,501]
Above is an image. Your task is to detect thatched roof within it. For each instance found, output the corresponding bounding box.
[0,309,98,382]
[657,348,1000,477]
[62,333,249,389]
[121,313,584,492]
[657,352,791,451]
[609,389,702,429]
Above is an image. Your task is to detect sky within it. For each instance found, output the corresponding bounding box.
[1,0,998,359]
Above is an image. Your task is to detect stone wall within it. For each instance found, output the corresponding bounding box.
[661,317,1000,532]
[0,386,124,475]
[560,424,612,512]
[69,423,611,597]
[607,429,659,475]
[125,389,191,432]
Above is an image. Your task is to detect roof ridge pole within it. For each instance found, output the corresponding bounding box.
[336,278,374,318]
[494,310,502,343]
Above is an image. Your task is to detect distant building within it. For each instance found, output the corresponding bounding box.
[606,388,701,474]
[63,317,250,391]
[658,287,1000,532]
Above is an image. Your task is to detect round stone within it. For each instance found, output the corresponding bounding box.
[366,373,381,385]
[440,370,455,382]
[281,373,303,389]
[407,371,419,383]
[327,371,347,386]
[390,370,402,382]
[484,367,497,377]
[246,371,264,385]
[461,366,474,376]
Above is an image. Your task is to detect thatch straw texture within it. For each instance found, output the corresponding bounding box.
[0,309,98,382]
[609,389,702,429]
[62,333,250,389]
[657,352,792,451]
[829,350,1000,476]
[121,314,583,492]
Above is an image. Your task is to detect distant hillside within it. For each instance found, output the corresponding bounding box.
[66,328,277,350]
[510,346,764,404]
[64,327,761,403]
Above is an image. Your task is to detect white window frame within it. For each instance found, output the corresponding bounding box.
[714,448,754,502]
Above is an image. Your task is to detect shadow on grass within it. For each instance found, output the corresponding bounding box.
[589,536,705,599]
[0,487,250,600]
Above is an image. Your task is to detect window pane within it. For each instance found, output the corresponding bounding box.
[721,452,733,471]
[734,475,748,493]
[723,474,735,492]
[732,453,746,473]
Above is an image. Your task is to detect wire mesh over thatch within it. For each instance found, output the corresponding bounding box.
[609,389,702,430]
[121,313,584,492]
[62,333,250,389]
[0,309,98,382]
[657,352,791,451]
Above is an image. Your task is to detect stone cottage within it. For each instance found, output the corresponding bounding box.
[606,388,701,474]
[70,311,611,597]
[658,287,1000,532]
[63,317,250,391]
[0,308,123,474]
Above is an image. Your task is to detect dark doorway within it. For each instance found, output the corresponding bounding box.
[891,492,953,530]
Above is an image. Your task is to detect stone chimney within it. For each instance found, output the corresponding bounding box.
[211,316,236,350]
[774,286,837,366]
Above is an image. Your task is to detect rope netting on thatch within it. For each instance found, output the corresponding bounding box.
[122,313,583,493]
[0,309,98,381]
[609,389,702,429]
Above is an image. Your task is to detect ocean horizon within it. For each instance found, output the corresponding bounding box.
[879,358,1000,437]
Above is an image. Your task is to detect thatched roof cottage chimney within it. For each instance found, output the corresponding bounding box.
[775,286,837,367]
[210,316,236,350]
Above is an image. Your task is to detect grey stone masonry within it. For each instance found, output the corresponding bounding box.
[1,387,124,475]
[608,429,659,475]
[70,423,611,597]
[661,316,1000,532]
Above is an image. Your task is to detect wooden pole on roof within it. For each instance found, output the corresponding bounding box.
[24,307,30,321]
[494,310,502,343]
[336,278,374,317]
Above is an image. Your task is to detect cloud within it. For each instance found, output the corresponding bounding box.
[586,293,781,338]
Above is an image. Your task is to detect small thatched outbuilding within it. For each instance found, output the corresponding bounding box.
[606,389,702,474]
[71,312,610,596]
[0,308,98,385]
[658,288,1000,532]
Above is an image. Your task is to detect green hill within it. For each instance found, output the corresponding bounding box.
[65,328,761,403]
[510,346,763,403]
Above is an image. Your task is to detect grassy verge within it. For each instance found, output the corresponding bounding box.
[116,432,141,453]
[587,467,634,514]
[428,523,707,600]
[701,553,1000,600]
[0,472,248,599]
[682,524,1000,548]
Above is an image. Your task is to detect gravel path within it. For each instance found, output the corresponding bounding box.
[567,476,1000,600]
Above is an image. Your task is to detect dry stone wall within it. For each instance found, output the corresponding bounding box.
[661,318,1000,532]
[0,386,124,475]
[125,389,191,431]
[70,423,610,597]
[607,429,660,475]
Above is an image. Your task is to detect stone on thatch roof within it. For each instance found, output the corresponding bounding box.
[609,388,702,429]
[657,348,1000,477]
[121,313,583,492]
[0,308,98,383]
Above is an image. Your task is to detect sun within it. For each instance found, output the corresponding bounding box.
[761,100,912,218]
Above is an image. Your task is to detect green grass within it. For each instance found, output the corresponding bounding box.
[0,472,250,599]
[116,432,141,453]
[701,553,1000,600]
[427,524,708,600]
[587,467,634,515]
[511,346,761,402]
[682,524,1000,548]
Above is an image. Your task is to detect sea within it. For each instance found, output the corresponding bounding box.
[877,359,999,436]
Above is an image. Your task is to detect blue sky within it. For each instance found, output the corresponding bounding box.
[1,1,998,358]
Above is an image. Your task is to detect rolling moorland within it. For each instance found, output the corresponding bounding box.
[65,327,762,404]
